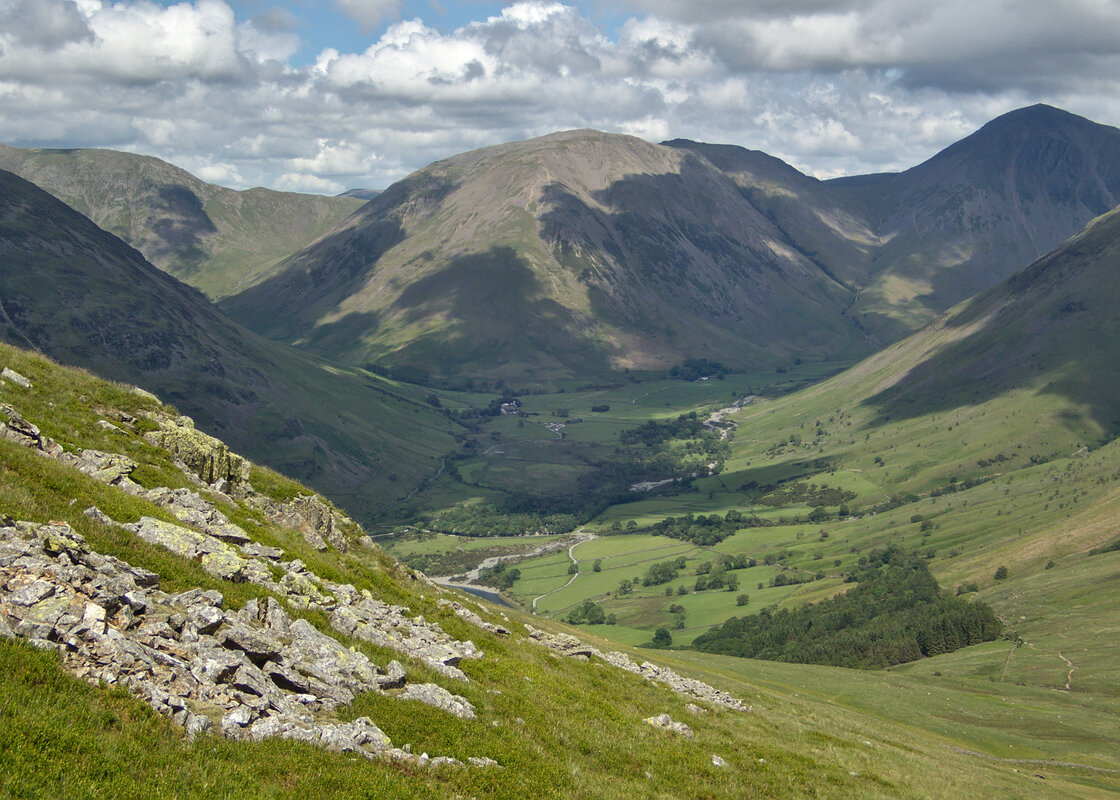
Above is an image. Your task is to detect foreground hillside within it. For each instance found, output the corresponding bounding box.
[1,342,1106,799]
[0,169,458,523]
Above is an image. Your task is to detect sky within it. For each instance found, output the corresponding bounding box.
[1,0,1119,194]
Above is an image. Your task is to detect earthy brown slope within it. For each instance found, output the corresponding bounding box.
[221,130,872,385]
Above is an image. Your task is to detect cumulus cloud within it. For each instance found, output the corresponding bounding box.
[0,0,92,48]
[625,0,1120,92]
[0,0,1117,193]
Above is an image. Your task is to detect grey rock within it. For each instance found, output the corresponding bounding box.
[644,714,693,738]
[376,660,407,690]
[1,367,31,388]
[398,683,476,719]
[438,599,511,637]
[170,588,224,608]
[189,605,225,635]
[468,757,501,768]
[190,649,243,685]
[221,623,281,664]
[185,713,213,739]
[240,542,283,560]
[11,580,56,606]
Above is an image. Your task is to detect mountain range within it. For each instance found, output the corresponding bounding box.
[7,105,1119,386]
[217,104,1120,382]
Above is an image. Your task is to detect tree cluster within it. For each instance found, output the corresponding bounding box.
[641,556,689,586]
[669,359,729,381]
[646,510,765,546]
[475,562,521,590]
[566,599,607,625]
[691,546,1001,668]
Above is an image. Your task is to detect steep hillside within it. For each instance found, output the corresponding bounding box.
[0,169,457,522]
[221,106,1120,385]
[831,104,1120,338]
[0,342,1104,799]
[0,144,363,299]
[221,130,872,384]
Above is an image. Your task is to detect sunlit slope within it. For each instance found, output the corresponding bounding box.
[0,143,362,299]
[221,129,872,384]
[0,169,458,522]
[223,106,1120,385]
[831,104,1120,339]
[0,341,1110,799]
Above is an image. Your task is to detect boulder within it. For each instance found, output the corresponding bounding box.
[644,714,693,738]
[398,683,476,719]
[0,367,32,388]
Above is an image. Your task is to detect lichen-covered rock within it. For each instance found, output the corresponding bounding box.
[398,683,476,719]
[0,520,495,768]
[243,492,354,552]
[143,415,251,489]
[0,404,43,447]
[526,625,751,712]
[438,599,511,637]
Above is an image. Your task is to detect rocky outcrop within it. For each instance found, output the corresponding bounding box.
[142,414,251,491]
[242,491,354,552]
[525,625,751,712]
[437,598,511,638]
[398,683,476,719]
[0,519,495,767]
[1,402,482,681]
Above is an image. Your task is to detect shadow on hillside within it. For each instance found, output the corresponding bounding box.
[386,245,616,379]
[535,164,869,362]
[218,170,461,340]
[858,239,1120,441]
[147,185,217,278]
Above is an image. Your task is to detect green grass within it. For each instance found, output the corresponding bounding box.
[2,342,1117,798]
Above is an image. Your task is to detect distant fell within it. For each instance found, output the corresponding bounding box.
[0,169,457,522]
[221,129,871,384]
[219,106,1120,384]
[831,104,1120,338]
[0,144,363,300]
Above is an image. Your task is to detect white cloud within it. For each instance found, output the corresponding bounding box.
[0,0,1117,194]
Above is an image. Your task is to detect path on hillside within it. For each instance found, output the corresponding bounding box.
[531,532,595,612]
[1058,651,1077,691]
[384,457,445,512]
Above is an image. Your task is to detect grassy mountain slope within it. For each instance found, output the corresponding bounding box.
[220,106,1120,386]
[831,104,1120,338]
[494,205,1120,785]
[0,169,457,522]
[0,143,363,299]
[0,341,1106,799]
[221,130,872,384]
